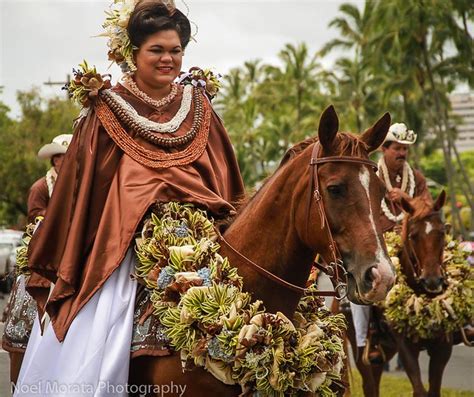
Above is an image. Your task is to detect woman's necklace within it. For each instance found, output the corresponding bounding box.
[123,75,178,109]
[105,85,193,134]
[101,86,203,148]
[378,158,415,222]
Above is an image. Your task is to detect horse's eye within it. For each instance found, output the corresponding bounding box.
[327,184,345,197]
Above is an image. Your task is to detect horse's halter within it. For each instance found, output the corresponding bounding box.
[402,212,446,284]
[306,142,378,299]
[220,141,378,300]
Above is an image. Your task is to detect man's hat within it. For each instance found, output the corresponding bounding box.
[384,123,417,145]
[37,134,73,160]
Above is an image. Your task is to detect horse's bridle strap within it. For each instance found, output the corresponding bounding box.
[306,143,377,285]
[217,141,379,299]
[310,156,378,170]
[403,211,444,282]
[218,235,337,296]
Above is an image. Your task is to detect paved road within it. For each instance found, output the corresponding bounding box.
[0,287,472,396]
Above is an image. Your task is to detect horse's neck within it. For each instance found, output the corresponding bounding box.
[222,160,315,317]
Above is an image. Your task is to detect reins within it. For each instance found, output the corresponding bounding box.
[219,141,378,300]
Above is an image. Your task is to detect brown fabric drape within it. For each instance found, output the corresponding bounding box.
[27,84,245,342]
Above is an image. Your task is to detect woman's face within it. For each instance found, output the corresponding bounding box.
[134,29,183,88]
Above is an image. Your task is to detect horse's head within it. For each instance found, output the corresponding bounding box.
[295,106,395,304]
[400,191,447,294]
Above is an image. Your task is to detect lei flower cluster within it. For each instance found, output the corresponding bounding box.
[64,61,112,107]
[382,232,474,340]
[135,202,346,396]
[100,0,139,73]
[178,67,223,100]
[16,218,42,277]
[100,0,177,73]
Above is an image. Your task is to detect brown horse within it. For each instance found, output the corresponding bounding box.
[129,106,396,396]
[346,191,449,397]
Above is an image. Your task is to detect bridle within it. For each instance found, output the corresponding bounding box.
[402,211,446,284]
[219,141,378,300]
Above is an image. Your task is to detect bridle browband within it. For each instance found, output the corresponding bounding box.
[219,141,378,299]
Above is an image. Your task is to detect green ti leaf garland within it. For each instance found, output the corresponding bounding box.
[135,202,346,396]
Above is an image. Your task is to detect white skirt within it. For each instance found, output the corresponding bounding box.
[14,249,137,397]
[350,302,371,347]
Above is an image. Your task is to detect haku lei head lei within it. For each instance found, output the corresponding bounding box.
[100,0,196,74]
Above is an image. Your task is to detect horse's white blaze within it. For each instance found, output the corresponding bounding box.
[359,167,395,298]
[425,221,433,235]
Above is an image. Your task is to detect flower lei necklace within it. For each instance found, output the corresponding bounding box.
[107,84,194,134]
[378,158,415,222]
[381,232,474,340]
[122,75,178,109]
[45,167,58,197]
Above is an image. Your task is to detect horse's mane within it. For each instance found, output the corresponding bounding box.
[279,132,369,168]
[233,132,369,220]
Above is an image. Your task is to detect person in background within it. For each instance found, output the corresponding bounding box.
[350,123,430,367]
[27,134,72,222]
[2,134,72,384]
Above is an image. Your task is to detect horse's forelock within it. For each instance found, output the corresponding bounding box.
[408,195,436,221]
[334,132,370,158]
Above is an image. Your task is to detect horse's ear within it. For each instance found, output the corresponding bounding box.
[360,112,391,153]
[318,105,339,151]
[401,197,414,215]
[434,190,446,212]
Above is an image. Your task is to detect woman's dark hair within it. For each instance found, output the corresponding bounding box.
[128,1,191,49]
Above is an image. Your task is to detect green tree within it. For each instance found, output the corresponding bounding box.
[0,88,79,227]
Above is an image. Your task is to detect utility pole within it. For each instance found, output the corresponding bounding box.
[43,74,71,97]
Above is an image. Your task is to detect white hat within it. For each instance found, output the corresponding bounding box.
[37,134,73,159]
[384,123,417,145]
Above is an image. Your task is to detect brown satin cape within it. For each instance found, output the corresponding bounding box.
[26,84,245,342]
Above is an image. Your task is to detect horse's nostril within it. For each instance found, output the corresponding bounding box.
[421,276,444,292]
[364,266,376,284]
